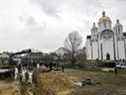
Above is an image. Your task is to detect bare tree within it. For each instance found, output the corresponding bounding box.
[64,31,82,65]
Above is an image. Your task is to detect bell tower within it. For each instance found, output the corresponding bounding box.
[114,19,123,35]
[91,22,97,35]
[91,22,98,41]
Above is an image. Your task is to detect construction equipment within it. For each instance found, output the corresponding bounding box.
[0,49,31,79]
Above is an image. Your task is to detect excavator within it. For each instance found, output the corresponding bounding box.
[0,49,31,79]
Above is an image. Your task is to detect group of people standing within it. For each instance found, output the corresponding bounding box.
[14,64,34,83]
[14,68,33,83]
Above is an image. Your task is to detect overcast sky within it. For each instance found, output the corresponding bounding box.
[0,0,126,52]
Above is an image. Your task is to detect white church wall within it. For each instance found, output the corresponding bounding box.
[99,23,105,32]
[92,41,98,59]
[102,38,114,60]
[99,23,111,32]
[85,40,92,60]
[124,39,126,59]
[106,21,111,30]
[118,40,125,60]
[98,42,101,60]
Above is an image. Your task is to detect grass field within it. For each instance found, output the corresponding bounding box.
[64,69,126,95]
[0,68,126,95]
[37,68,126,95]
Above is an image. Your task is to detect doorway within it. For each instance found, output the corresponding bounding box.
[106,53,110,60]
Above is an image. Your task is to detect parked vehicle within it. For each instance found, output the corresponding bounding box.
[116,64,126,69]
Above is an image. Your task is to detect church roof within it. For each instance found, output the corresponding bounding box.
[102,29,113,32]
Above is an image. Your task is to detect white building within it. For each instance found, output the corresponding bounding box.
[85,11,126,60]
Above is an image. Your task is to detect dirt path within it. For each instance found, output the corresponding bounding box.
[0,81,18,95]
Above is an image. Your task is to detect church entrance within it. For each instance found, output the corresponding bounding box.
[106,53,110,60]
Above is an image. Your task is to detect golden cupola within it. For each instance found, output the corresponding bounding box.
[98,11,112,32]
[99,11,111,24]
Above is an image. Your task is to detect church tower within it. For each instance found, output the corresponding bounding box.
[91,22,98,41]
[90,22,99,59]
[91,22,97,35]
[114,19,123,36]
[114,19,124,60]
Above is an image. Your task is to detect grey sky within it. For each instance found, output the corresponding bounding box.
[0,0,126,52]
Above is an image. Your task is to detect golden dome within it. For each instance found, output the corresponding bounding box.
[99,11,111,23]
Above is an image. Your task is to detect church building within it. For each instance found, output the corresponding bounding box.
[85,11,126,60]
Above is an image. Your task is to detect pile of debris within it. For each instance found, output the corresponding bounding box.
[74,78,101,87]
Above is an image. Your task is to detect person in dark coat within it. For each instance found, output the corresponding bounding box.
[25,71,29,82]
